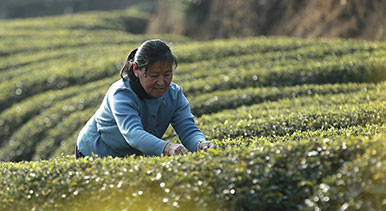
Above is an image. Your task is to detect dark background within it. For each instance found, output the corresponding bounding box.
[1,0,385,41]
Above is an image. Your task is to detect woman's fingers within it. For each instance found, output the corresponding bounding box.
[164,141,216,156]
[207,142,216,150]
[198,141,216,151]
[175,145,189,155]
[163,142,188,156]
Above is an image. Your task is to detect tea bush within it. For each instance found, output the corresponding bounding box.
[1,135,385,210]
[0,78,112,145]
[0,88,106,161]
[189,82,381,117]
[307,134,386,211]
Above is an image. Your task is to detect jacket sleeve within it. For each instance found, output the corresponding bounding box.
[171,87,206,152]
[108,87,168,156]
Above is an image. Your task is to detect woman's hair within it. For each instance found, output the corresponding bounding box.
[120,39,178,79]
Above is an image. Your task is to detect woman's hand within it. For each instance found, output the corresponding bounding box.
[197,141,216,152]
[163,142,188,156]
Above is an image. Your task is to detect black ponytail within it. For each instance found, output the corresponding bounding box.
[120,48,138,79]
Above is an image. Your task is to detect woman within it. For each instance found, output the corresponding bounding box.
[76,39,215,158]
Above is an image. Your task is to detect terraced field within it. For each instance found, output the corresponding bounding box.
[0,9,386,210]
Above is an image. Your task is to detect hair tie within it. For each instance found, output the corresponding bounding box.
[128,48,138,61]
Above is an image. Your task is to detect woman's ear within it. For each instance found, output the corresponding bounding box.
[132,63,139,78]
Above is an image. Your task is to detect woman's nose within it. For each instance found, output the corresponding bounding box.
[156,78,164,86]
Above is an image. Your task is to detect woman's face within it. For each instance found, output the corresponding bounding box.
[134,61,173,98]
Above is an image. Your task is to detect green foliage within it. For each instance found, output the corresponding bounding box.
[0,87,106,161]
[189,82,381,117]
[199,97,386,139]
[0,9,188,111]
[1,135,385,210]
[0,78,112,146]
[307,134,386,211]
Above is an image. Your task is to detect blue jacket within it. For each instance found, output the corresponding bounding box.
[77,79,206,157]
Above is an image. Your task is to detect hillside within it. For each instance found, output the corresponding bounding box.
[148,0,386,41]
[1,9,386,210]
[0,0,155,19]
[3,0,385,41]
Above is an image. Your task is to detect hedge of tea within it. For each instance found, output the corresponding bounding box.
[1,81,385,161]
[1,134,386,210]
[0,9,189,111]
[1,29,385,112]
[307,134,386,211]
[189,82,382,117]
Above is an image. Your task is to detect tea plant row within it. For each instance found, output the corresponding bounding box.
[1,81,384,161]
[1,134,385,210]
[1,22,385,112]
